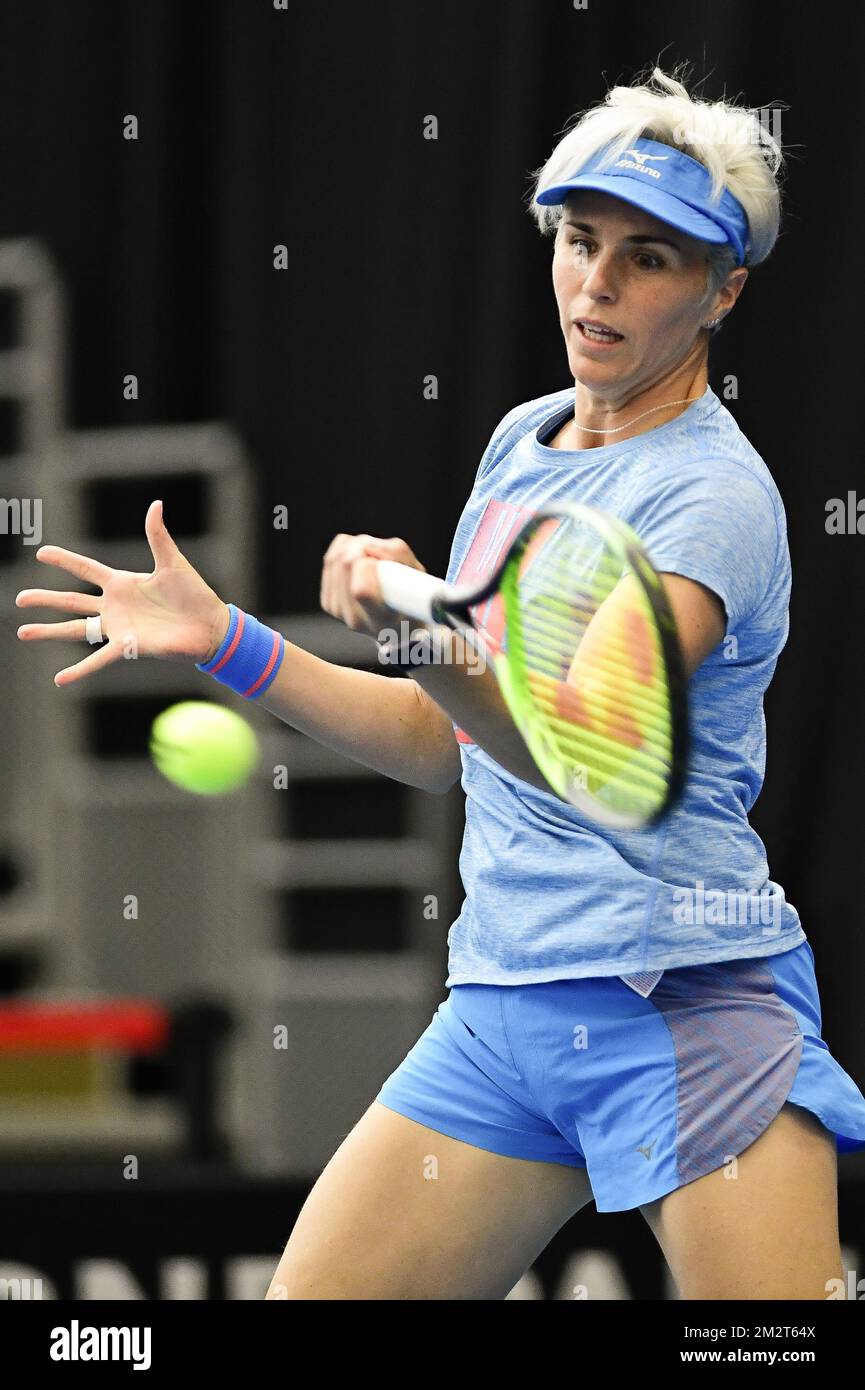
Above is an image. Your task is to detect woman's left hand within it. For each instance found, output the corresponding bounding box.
[320,533,427,639]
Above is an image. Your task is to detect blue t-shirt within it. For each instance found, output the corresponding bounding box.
[442,384,806,990]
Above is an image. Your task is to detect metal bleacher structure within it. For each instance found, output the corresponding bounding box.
[0,239,460,1176]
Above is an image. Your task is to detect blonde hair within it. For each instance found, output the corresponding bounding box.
[528,65,786,291]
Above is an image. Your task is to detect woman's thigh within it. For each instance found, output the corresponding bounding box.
[266,1099,593,1300]
[639,1102,843,1299]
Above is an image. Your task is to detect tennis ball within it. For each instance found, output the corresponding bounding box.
[149,700,260,795]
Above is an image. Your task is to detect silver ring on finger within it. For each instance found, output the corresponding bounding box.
[84,614,104,645]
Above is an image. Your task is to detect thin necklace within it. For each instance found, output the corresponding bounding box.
[573,396,701,435]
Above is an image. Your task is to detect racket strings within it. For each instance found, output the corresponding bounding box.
[519,607,671,730]
[524,681,671,790]
[525,670,673,761]
[505,520,676,819]
[524,672,673,758]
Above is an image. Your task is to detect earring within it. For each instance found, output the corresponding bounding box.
[705,316,722,328]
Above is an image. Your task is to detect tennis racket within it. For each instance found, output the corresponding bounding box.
[377,503,688,828]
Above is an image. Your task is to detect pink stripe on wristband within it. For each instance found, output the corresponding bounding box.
[242,630,283,699]
[196,604,285,699]
[210,609,245,674]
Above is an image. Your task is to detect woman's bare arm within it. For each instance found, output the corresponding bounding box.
[407,572,726,796]
[15,503,464,795]
[279,568,725,800]
[408,632,557,795]
[255,641,463,794]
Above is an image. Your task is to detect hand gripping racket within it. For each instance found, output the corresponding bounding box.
[377,503,688,828]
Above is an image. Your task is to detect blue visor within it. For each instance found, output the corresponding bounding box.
[535,137,749,266]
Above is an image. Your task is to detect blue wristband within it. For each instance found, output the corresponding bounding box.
[196,604,285,699]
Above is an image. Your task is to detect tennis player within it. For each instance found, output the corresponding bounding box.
[17,66,865,1300]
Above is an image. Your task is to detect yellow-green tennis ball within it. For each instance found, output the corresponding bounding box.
[149,701,260,795]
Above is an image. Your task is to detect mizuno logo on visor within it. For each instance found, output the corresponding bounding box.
[624,150,668,165]
[614,150,669,179]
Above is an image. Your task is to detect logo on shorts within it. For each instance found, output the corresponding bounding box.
[636,1139,658,1161]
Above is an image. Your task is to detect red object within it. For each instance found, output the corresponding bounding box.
[0,1001,169,1053]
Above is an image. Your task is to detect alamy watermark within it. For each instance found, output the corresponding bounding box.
[0,497,41,545]
[673,879,784,936]
[825,492,865,535]
[0,1276,43,1300]
[50,1321,151,1369]
[672,106,784,149]
[376,620,488,675]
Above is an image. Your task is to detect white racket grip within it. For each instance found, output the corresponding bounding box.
[376,560,446,622]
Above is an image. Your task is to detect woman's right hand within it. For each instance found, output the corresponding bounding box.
[15,499,231,687]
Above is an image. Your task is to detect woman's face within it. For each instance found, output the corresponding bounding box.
[552,189,729,398]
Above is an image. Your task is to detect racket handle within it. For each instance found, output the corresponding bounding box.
[376,560,445,622]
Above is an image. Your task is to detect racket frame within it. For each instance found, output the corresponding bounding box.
[378,503,689,827]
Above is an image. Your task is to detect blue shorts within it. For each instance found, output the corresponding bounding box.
[376,941,865,1212]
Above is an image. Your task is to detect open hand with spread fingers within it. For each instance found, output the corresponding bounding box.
[15,499,231,687]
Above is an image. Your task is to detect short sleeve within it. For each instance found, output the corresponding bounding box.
[626,458,781,633]
[472,394,564,487]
